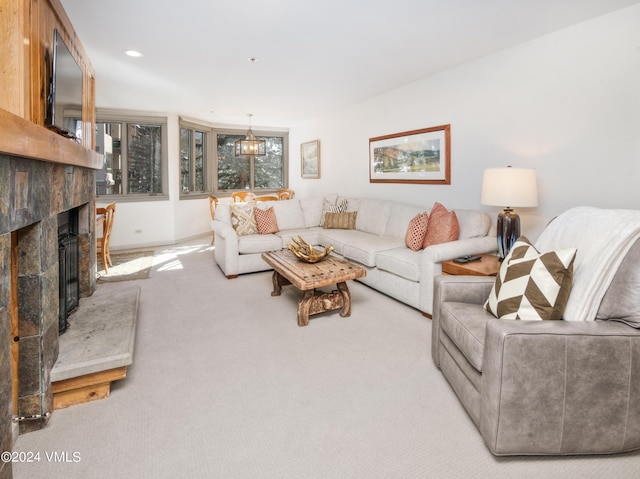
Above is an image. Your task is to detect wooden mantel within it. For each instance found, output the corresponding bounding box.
[0,108,103,170]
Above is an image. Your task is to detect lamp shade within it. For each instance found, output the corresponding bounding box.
[481,167,538,208]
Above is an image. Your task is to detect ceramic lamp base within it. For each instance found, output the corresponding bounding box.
[497,208,520,260]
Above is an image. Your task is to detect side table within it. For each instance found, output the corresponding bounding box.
[441,254,500,277]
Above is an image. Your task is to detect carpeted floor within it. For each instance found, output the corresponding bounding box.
[97,250,154,282]
[13,237,640,478]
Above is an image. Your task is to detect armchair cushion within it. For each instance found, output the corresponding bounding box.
[484,237,576,321]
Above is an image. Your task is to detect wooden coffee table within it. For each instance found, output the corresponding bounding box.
[261,250,366,327]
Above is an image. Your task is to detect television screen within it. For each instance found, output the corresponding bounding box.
[47,28,83,140]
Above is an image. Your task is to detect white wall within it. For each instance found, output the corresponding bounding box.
[289,4,640,241]
[109,4,640,249]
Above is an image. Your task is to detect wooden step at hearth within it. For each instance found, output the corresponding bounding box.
[51,283,140,409]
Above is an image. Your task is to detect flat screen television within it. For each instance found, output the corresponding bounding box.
[46,28,83,140]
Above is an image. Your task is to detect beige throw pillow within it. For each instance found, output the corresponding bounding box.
[230,203,258,236]
[323,211,357,229]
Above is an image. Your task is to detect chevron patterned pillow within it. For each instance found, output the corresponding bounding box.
[484,236,577,320]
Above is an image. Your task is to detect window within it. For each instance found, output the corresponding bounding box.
[180,124,207,194]
[216,131,288,192]
[95,113,167,198]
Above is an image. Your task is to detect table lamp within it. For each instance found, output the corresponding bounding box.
[481,166,538,260]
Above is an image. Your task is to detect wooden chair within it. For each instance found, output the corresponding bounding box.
[208,196,218,245]
[254,195,278,202]
[277,189,295,200]
[231,191,256,203]
[96,203,116,274]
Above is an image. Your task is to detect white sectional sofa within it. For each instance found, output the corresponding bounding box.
[212,196,495,316]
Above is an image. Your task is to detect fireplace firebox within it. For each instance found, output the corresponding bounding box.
[58,209,79,334]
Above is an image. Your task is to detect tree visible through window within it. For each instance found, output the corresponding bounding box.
[217,134,285,191]
[180,127,206,193]
[95,115,167,197]
[128,124,162,194]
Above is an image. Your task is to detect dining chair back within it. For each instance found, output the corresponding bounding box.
[96,203,116,274]
[276,189,295,200]
[209,196,218,245]
[232,191,256,202]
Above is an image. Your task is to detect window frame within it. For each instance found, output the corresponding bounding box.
[213,127,289,196]
[179,118,213,199]
[95,110,169,202]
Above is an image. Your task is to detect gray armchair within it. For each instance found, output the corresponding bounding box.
[432,224,640,455]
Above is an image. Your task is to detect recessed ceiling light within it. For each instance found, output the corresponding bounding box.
[248,57,258,63]
[124,50,143,58]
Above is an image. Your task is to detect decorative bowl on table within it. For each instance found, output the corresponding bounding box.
[287,236,334,263]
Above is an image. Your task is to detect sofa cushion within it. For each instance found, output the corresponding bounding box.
[230,203,258,236]
[238,233,282,254]
[299,197,324,227]
[455,209,491,239]
[484,236,577,321]
[254,206,279,234]
[356,199,392,236]
[376,247,421,282]
[276,228,322,249]
[423,202,459,248]
[386,202,426,239]
[405,212,429,251]
[323,211,357,229]
[318,229,373,256]
[270,199,306,230]
[342,236,406,267]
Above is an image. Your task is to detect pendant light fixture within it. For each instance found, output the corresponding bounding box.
[234,114,266,157]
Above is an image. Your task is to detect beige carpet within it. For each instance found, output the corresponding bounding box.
[97,250,154,282]
[13,238,640,479]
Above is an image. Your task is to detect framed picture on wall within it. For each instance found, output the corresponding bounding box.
[369,124,451,184]
[301,140,320,179]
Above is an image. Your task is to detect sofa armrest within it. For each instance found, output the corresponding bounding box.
[431,276,495,365]
[481,318,640,455]
[212,220,240,276]
[421,236,497,264]
[418,236,497,314]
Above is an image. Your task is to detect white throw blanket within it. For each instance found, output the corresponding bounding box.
[535,206,640,322]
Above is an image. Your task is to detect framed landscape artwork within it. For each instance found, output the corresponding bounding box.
[369,124,451,184]
[301,140,320,179]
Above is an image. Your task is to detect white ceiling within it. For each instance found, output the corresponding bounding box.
[60,0,639,128]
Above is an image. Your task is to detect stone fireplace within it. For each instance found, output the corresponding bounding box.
[0,154,98,446]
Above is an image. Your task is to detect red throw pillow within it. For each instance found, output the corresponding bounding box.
[423,202,459,248]
[254,206,279,234]
[405,212,429,251]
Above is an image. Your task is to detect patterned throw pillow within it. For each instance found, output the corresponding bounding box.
[230,203,258,236]
[320,197,348,225]
[405,212,429,251]
[254,206,279,234]
[323,211,357,229]
[484,236,577,321]
[423,202,459,248]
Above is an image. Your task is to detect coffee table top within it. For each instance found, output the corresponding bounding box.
[262,250,366,290]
